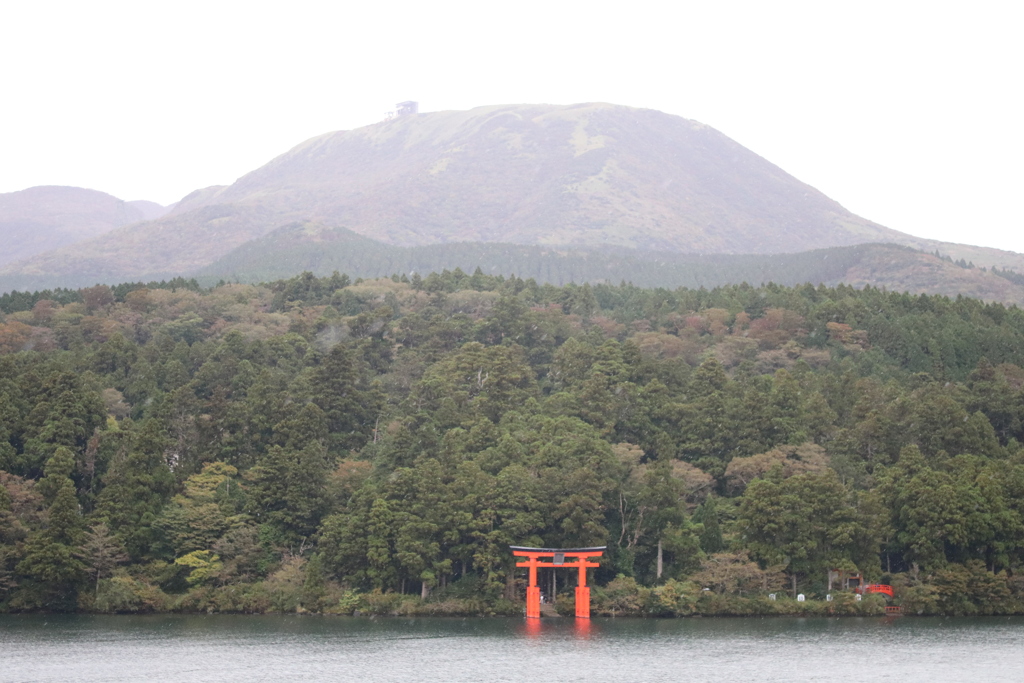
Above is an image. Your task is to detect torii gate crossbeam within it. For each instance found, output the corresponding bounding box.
[511,546,605,619]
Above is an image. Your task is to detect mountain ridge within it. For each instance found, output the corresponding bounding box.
[2,103,1022,295]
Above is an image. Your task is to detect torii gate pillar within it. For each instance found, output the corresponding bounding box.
[511,546,605,619]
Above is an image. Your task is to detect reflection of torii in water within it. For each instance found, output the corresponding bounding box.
[511,546,605,618]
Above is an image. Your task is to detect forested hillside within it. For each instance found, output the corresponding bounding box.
[3,270,1024,616]
[191,224,1024,306]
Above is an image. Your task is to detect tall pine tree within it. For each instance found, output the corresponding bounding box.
[94,420,174,559]
[16,479,85,610]
[310,344,382,455]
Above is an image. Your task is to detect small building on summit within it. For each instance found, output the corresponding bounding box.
[395,101,418,116]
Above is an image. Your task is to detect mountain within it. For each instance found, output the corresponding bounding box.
[2,103,1022,293]
[174,103,909,252]
[0,186,169,268]
[191,223,1024,306]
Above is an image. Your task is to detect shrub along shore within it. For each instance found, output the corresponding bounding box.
[78,572,1008,618]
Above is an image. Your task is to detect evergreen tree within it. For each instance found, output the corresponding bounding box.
[16,480,85,610]
[0,393,18,473]
[694,497,724,554]
[246,444,330,545]
[94,420,175,559]
[310,344,382,454]
[366,498,398,590]
[301,552,327,610]
[0,480,22,596]
[36,446,76,505]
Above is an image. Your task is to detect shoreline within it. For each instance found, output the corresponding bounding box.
[3,610,1024,620]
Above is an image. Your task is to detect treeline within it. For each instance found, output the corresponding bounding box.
[2,271,1024,616]
[0,278,201,315]
[929,248,1024,288]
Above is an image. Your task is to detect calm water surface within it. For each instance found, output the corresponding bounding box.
[2,614,1022,682]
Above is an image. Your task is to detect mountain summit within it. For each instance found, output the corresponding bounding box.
[174,102,903,253]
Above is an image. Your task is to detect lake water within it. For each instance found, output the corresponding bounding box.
[2,614,1023,682]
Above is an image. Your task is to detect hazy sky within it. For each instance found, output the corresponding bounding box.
[2,1,1022,252]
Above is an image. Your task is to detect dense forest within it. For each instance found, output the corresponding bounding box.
[195,227,1024,307]
[3,269,1024,617]
[190,223,883,289]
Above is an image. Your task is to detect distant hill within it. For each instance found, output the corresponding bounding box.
[0,186,168,268]
[2,103,1022,293]
[190,223,1024,306]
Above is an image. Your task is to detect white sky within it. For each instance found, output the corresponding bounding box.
[1,0,1022,252]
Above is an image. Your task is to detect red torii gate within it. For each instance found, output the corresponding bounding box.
[511,546,605,619]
